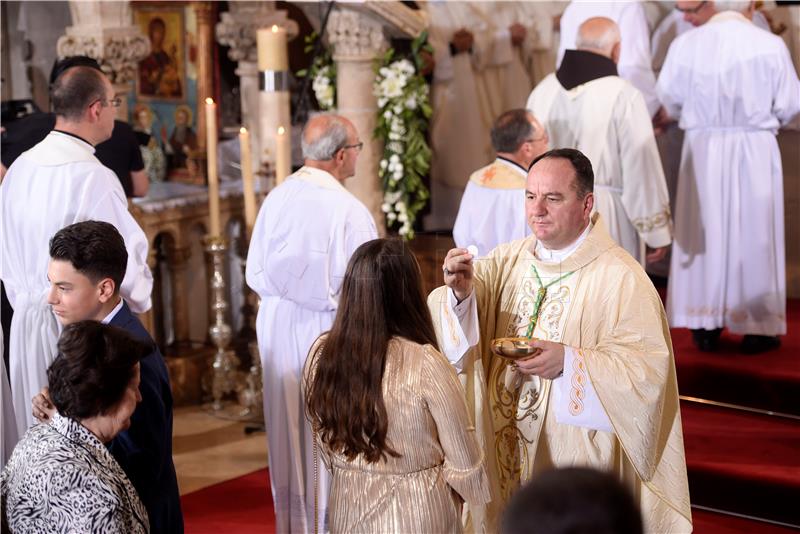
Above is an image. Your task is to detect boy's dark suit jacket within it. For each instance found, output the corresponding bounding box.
[109,301,184,533]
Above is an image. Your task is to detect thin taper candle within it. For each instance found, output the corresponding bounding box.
[205,97,221,237]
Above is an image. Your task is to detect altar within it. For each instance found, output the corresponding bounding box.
[131,180,263,404]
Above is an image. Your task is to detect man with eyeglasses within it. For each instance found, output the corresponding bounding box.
[657,0,800,354]
[245,113,377,534]
[527,17,671,267]
[1,56,149,198]
[0,59,152,443]
[453,109,549,257]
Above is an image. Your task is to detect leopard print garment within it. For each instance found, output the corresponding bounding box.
[1,413,149,533]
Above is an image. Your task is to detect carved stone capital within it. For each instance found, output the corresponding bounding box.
[328,9,388,61]
[57,2,150,85]
[215,2,299,64]
[57,29,150,85]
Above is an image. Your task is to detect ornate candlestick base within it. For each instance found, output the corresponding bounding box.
[204,235,241,410]
[237,340,264,419]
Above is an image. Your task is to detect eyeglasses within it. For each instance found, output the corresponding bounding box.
[525,132,548,144]
[95,97,122,108]
[675,1,707,14]
[341,141,364,152]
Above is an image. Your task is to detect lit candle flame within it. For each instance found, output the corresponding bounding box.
[277,126,286,135]
[272,25,279,32]
[240,127,248,134]
[205,97,214,105]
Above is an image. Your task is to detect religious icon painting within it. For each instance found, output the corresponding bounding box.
[134,6,186,101]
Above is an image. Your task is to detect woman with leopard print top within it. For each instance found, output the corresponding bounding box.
[1,321,150,533]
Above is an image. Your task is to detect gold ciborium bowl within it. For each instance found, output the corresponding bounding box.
[490,337,542,361]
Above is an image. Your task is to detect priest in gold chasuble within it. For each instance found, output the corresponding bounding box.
[429,148,692,534]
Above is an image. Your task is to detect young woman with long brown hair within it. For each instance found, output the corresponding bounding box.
[304,238,489,533]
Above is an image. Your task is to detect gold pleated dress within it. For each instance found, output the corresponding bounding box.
[305,336,491,534]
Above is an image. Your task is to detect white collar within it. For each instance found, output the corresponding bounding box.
[708,11,752,25]
[292,165,348,193]
[495,157,528,178]
[25,131,97,166]
[100,297,124,325]
[534,222,593,263]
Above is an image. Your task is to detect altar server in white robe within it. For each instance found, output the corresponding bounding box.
[657,0,800,354]
[431,149,691,533]
[649,1,713,278]
[454,109,548,256]
[246,114,377,534]
[0,66,152,440]
[557,1,661,117]
[528,18,671,266]
[424,1,504,230]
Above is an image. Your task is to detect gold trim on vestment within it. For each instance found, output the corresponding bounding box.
[632,207,671,233]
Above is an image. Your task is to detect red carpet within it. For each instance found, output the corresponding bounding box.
[675,300,800,526]
[181,469,275,533]
[692,509,798,533]
[673,301,800,414]
[180,468,796,533]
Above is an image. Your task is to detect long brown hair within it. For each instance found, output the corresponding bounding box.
[305,238,439,463]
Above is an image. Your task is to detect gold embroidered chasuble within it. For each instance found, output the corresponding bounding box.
[429,214,692,534]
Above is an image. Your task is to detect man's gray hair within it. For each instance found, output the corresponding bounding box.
[713,1,752,13]
[576,18,621,55]
[301,113,350,161]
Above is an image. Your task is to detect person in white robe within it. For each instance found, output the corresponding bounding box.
[245,114,378,534]
[657,0,800,354]
[0,66,152,442]
[649,1,712,278]
[520,2,565,86]
[557,1,661,117]
[453,109,548,256]
[472,2,542,112]
[424,1,511,230]
[431,149,692,534]
[528,18,672,266]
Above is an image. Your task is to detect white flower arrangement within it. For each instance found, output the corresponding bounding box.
[311,65,335,110]
[297,33,336,111]
[298,33,433,239]
[373,34,433,239]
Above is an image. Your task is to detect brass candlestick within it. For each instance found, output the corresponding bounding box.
[204,235,240,410]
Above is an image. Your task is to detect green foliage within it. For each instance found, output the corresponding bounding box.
[373,33,433,239]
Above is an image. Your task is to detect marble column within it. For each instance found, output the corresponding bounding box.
[56,1,150,122]
[328,9,389,234]
[215,2,298,170]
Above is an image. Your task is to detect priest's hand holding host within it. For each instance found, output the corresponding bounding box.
[443,246,566,381]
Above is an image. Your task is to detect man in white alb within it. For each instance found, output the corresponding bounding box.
[454,109,548,256]
[657,0,800,353]
[0,65,152,441]
[246,113,378,533]
[527,17,671,266]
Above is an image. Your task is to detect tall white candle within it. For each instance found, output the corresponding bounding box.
[257,25,288,71]
[239,127,257,239]
[205,97,221,237]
